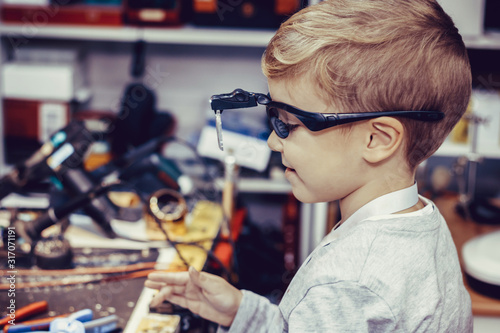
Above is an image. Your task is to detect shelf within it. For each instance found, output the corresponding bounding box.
[463,33,500,50]
[215,177,292,194]
[0,23,275,47]
[237,177,292,194]
[3,22,500,49]
[435,141,500,159]
[0,23,140,42]
[142,26,275,47]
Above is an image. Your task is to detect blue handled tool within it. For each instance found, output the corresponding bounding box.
[83,315,118,333]
[5,309,93,333]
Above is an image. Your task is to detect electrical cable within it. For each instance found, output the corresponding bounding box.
[152,212,232,279]
[172,238,232,279]
[167,136,212,179]
[165,136,240,279]
[165,136,219,201]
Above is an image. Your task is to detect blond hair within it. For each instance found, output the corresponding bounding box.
[262,0,471,169]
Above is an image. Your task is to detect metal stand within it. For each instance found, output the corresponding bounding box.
[455,114,488,220]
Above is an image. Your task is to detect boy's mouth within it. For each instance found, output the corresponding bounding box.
[282,160,296,174]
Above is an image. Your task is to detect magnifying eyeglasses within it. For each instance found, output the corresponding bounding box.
[209,89,269,151]
[210,88,445,149]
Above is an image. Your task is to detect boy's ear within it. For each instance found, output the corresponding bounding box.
[362,117,404,164]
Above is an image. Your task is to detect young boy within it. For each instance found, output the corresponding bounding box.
[145,0,473,331]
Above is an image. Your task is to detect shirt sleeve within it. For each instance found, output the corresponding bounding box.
[289,282,397,333]
[217,289,282,333]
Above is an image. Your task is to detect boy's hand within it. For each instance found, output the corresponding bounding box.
[145,266,243,327]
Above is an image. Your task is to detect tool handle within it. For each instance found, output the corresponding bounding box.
[0,301,48,328]
[3,309,93,333]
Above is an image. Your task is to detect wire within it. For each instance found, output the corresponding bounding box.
[168,136,212,179]
[167,136,220,201]
[153,215,231,277]
[172,239,232,279]
[170,136,240,277]
[155,216,191,268]
[155,136,238,280]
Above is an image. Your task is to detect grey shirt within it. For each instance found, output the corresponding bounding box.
[221,197,473,332]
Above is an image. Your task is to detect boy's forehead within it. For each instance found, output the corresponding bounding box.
[268,77,333,114]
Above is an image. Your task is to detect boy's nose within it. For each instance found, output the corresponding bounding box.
[267,130,283,152]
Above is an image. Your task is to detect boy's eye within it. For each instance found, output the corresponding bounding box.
[286,123,300,133]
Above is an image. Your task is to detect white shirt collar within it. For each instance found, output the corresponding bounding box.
[321,182,420,245]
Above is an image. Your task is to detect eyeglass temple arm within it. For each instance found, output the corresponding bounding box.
[331,111,444,126]
[210,89,269,112]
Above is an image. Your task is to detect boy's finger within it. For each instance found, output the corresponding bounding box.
[144,280,165,290]
[188,266,203,287]
[170,285,187,295]
[150,286,172,308]
[145,280,187,295]
[148,271,190,285]
[167,294,189,309]
[188,266,223,294]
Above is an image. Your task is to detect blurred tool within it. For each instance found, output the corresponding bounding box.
[110,39,176,157]
[221,151,238,238]
[82,315,118,333]
[50,319,84,333]
[0,301,48,328]
[455,114,484,218]
[454,114,500,224]
[0,121,119,238]
[48,309,93,333]
[93,137,194,197]
[31,235,74,270]
[0,121,88,201]
[3,309,92,333]
[3,124,184,245]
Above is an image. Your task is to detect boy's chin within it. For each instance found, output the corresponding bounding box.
[291,188,320,204]
[291,185,339,204]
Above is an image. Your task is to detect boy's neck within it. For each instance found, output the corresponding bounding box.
[339,174,420,224]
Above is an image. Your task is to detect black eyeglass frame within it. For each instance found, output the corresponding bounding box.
[210,89,445,138]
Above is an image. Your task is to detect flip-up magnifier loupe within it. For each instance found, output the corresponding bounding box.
[209,89,269,151]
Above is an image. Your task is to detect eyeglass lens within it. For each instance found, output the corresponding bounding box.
[267,107,290,139]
